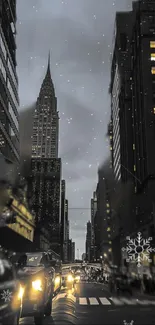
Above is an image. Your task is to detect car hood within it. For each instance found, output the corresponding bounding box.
[17,266,44,280]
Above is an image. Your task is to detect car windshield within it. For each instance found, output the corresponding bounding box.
[26,254,42,266]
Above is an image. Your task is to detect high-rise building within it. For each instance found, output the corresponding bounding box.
[85,221,91,262]
[32,54,59,159]
[109,0,155,265]
[72,242,75,262]
[94,165,112,261]
[60,180,68,260]
[30,56,61,253]
[0,0,19,168]
[30,158,61,253]
[90,191,97,260]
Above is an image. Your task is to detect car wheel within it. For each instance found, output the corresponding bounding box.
[2,313,19,325]
[44,296,53,317]
[34,313,44,325]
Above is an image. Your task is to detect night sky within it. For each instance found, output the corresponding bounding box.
[17,0,132,257]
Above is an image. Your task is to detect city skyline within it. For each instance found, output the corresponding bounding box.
[16,0,133,255]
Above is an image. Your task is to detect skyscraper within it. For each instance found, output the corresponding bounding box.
[30,55,61,253]
[85,221,91,262]
[32,54,59,158]
[90,191,97,261]
[0,0,19,168]
[109,0,155,265]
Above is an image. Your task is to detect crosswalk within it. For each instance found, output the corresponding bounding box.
[55,293,155,306]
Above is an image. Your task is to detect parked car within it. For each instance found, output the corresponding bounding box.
[10,251,55,325]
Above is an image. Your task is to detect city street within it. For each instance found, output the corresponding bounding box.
[20,282,155,325]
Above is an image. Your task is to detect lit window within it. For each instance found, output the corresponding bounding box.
[106,203,110,208]
[107,227,111,232]
[150,41,155,48]
[151,53,155,61]
[151,67,155,74]
[133,144,135,150]
[108,248,112,252]
[110,146,112,151]
[110,136,112,140]
[153,108,155,114]
[109,241,112,244]
[134,165,136,171]
[107,209,110,213]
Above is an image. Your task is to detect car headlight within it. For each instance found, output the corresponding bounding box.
[67,274,74,282]
[18,285,25,299]
[75,275,80,281]
[55,276,60,285]
[32,279,43,291]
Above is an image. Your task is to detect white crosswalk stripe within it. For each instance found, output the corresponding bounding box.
[56,292,155,307]
[99,297,111,305]
[89,297,99,305]
[79,297,87,305]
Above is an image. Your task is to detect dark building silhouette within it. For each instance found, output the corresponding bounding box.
[109,0,155,267]
[0,0,19,170]
[68,239,75,263]
[90,191,97,261]
[86,221,91,262]
[94,163,112,261]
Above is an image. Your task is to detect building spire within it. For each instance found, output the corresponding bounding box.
[47,50,50,73]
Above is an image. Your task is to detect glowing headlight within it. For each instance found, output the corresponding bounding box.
[75,275,80,281]
[67,274,74,282]
[18,285,25,299]
[55,276,60,285]
[32,279,43,291]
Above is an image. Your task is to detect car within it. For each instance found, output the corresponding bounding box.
[62,268,75,289]
[10,252,56,325]
[0,251,22,325]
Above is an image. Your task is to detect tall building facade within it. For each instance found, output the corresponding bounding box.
[85,221,91,262]
[94,166,112,261]
[90,191,97,261]
[32,55,59,158]
[109,0,155,266]
[30,158,61,253]
[30,56,61,254]
[0,0,19,168]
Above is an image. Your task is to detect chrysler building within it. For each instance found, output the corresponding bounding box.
[32,54,59,158]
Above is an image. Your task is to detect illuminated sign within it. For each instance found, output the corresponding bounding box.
[8,198,35,242]
[8,216,34,242]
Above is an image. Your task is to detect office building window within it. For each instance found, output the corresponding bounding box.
[153,107,155,114]
[151,53,155,61]
[151,67,155,74]
[150,41,155,48]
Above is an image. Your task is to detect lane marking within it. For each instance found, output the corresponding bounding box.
[79,297,87,305]
[99,297,111,305]
[89,297,99,305]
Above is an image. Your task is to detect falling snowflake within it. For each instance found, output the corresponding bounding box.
[122,232,155,267]
[1,289,12,302]
[123,321,134,325]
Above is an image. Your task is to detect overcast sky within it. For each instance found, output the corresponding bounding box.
[17,0,132,257]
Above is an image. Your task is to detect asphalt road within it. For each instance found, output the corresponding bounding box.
[20,282,155,325]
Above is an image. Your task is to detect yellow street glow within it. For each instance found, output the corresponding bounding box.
[67,274,74,282]
[32,279,42,291]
